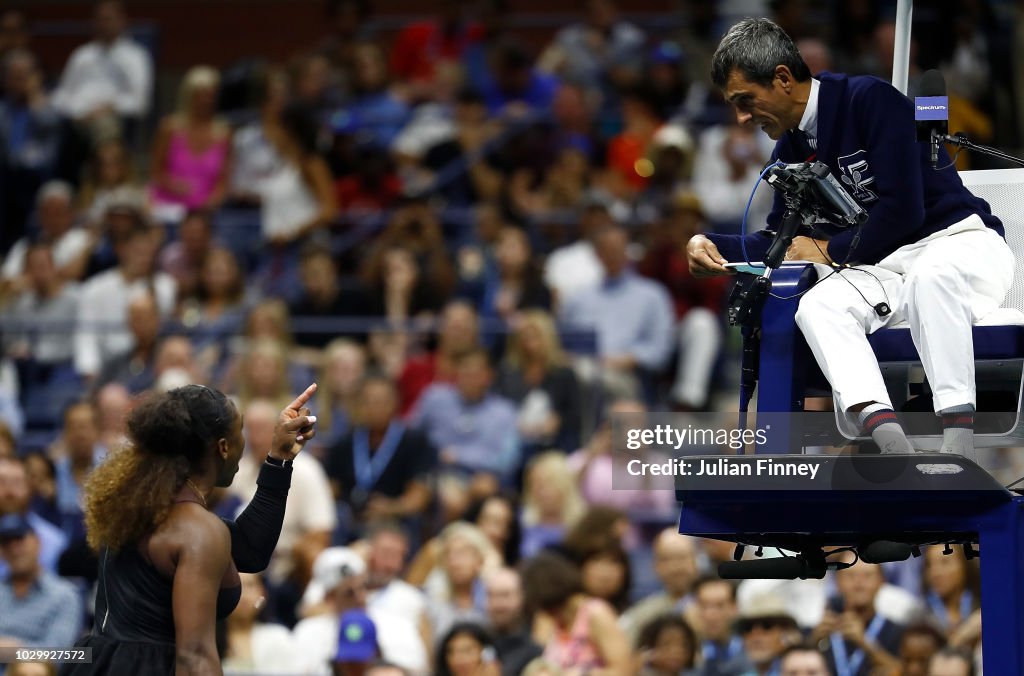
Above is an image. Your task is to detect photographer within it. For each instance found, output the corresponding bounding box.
[687,18,1014,457]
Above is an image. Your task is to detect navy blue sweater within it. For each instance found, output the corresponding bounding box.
[707,73,1003,265]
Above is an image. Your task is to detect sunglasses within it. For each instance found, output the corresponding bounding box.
[739,618,790,633]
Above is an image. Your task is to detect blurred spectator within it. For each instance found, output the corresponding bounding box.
[229,399,335,624]
[927,647,974,676]
[339,42,410,150]
[78,138,140,226]
[366,663,409,676]
[638,192,730,410]
[93,382,129,451]
[484,567,543,675]
[899,623,947,676]
[360,244,446,323]
[0,422,13,458]
[543,198,613,306]
[648,42,693,121]
[559,225,675,403]
[73,222,175,379]
[523,551,632,673]
[604,85,664,197]
[51,0,153,136]
[537,0,645,96]
[0,513,83,649]
[735,594,802,676]
[622,530,700,644]
[221,573,296,675]
[149,66,231,218]
[235,338,294,411]
[813,561,901,676]
[293,547,428,674]
[158,208,213,297]
[423,522,493,642]
[364,522,427,622]
[325,376,435,530]
[795,38,833,78]
[3,243,80,385]
[479,40,559,118]
[93,291,161,393]
[521,659,565,676]
[22,453,58,530]
[559,505,630,560]
[0,10,30,62]
[638,124,695,219]
[389,0,482,93]
[289,248,363,348]
[51,401,104,542]
[412,348,519,514]
[0,457,66,578]
[519,452,585,559]
[291,53,342,128]
[398,299,480,414]
[778,644,831,676]
[435,621,501,676]
[177,246,248,363]
[497,310,580,452]
[228,67,288,205]
[312,339,366,455]
[468,227,552,322]
[316,0,373,94]
[2,181,93,287]
[509,136,593,224]
[636,614,698,676]
[333,609,382,674]
[922,546,981,649]
[578,542,631,614]
[220,299,316,395]
[0,49,63,240]
[693,576,744,675]
[692,120,774,232]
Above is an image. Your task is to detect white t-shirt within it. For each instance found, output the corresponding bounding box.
[2,228,92,280]
[543,240,603,306]
[222,623,296,675]
[52,36,153,118]
[368,579,427,621]
[291,609,428,675]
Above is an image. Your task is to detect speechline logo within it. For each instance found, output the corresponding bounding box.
[916,105,947,111]
[625,425,769,451]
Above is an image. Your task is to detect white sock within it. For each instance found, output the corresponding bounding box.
[940,404,975,461]
[859,403,915,454]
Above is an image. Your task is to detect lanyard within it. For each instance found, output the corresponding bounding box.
[830,614,886,676]
[703,636,743,663]
[926,590,973,629]
[352,422,405,491]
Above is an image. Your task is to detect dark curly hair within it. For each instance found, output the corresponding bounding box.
[83,385,235,552]
[435,622,495,676]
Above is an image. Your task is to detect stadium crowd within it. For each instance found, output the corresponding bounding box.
[0,0,1020,673]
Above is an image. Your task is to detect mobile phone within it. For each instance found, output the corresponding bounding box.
[723,262,767,276]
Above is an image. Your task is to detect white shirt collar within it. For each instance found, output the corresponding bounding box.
[797,78,820,139]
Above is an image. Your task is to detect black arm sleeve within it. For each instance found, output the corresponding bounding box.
[222,461,292,573]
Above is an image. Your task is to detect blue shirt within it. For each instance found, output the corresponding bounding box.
[0,570,83,647]
[559,270,676,369]
[708,73,1003,266]
[411,385,520,480]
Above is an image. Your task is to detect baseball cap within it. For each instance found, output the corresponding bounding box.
[301,547,367,608]
[334,609,378,663]
[0,513,33,541]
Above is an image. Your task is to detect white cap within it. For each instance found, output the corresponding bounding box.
[652,124,694,153]
[301,547,367,609]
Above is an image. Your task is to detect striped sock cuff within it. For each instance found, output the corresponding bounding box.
[942,413,975,430]
[862,409,899,434]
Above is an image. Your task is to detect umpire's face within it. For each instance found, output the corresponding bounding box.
[724,66,803,140]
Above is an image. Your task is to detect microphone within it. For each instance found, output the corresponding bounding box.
[718,556,826,580]
[859,540,912,564]
[915,70,949,169]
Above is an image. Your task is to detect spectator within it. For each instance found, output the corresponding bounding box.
[157,209,213,299]
[928,647,974,676]
[149,65,231,218]
[899,623,947,676]
[636,614,699,676]
[691,119,774,231]
[312,339,366,455]
[0,457,67,578]
[922,546,981,643]
[51,0,153,135]
[543,197,613,307]
[479,40,559,118]
[509,135,593,224]
[470,227,552,322]
[3,243,80,388]
[435,622,501,676]
[22,454,59,529]
[292,546,427,675]
[388,0,482,92]
[578,542,632,615]
[735,594,802,676]
[398,300,480,414]
[78,138,140,226]
[423,522,494,642]
[519,452,585,559]
[604,85,664,198]
[93,291,161,393]
[0,513,82,649]
[0,10,30,62]
[648,41,693,120]
[73,222,176,380]
[692,576,744,675]
[289,248,363,348]
[638,191,731,410]
[360,244,447,323]
[228,398,335,613]
[221,573,296,675]
[228,67,288,206]
[522,551,632,674]
[340,42,410,150]
[0,49,63,240]
[325,376,435,530]
[177,246,248,368]
[537,0,646,95]
[778,644,832,676]
[812,561,902,676]
[363,522,427,622]
[483,567,543,676]
[622,530,700,644]
[412,348,519,515]
[497,309,581,455]
[560,225,675,403]
[51,401,105,542]
[333,609,382,674]
[2,181,93,287]
[93,382,130,452]
[235,338,294,411]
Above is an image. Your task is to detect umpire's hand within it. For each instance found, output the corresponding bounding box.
[687,235,734,277]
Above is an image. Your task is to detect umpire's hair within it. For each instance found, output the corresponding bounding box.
[711,17,811,89]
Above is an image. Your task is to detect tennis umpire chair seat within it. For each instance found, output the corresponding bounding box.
[756,169,1024,447]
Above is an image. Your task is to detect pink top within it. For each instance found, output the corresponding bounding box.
[151,129,229,209]
[543,598,607,671]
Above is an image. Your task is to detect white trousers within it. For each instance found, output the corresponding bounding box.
[672,308,723,407]
[794,216,1015,413]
